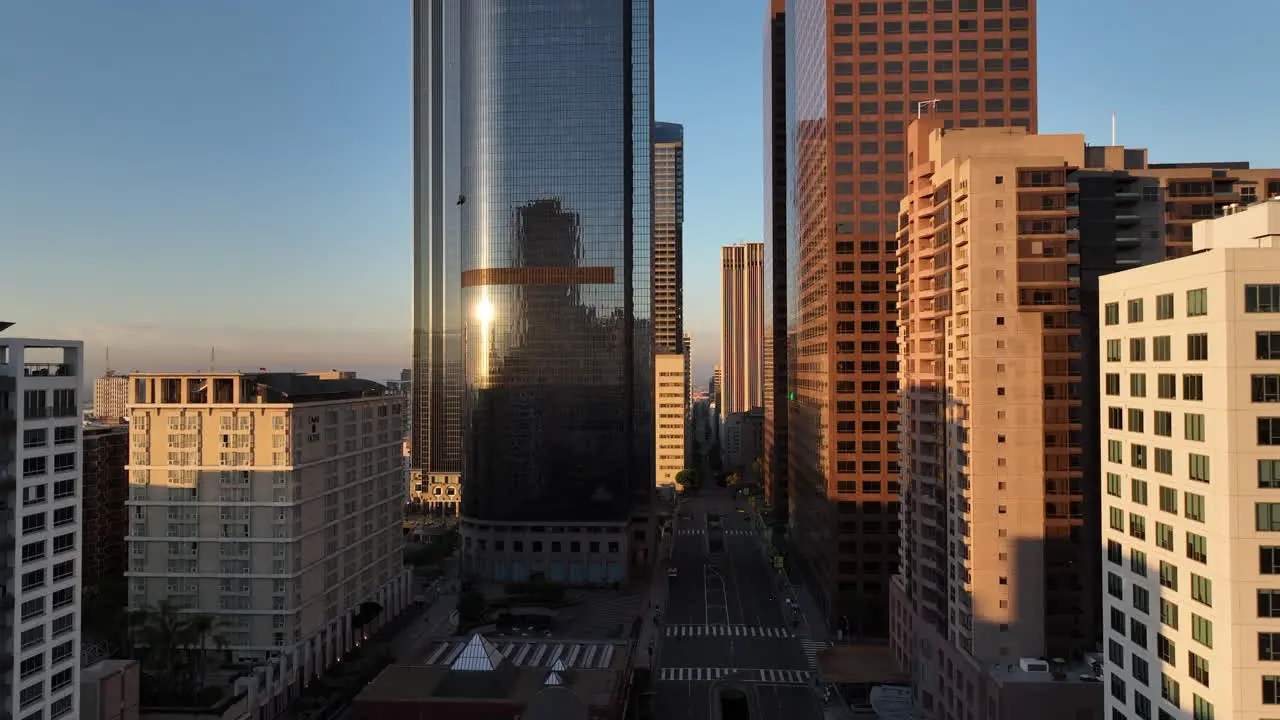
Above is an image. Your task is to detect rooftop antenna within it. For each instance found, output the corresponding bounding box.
[1111,112,1116,146]
[210,347,216,372]
[105,347,112,374]
[917,98,941,118]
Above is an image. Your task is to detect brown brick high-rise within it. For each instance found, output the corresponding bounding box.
[82,424,129,593]
[785,0,1037,637]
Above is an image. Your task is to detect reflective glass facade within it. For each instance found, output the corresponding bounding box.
[412,0,464,477]
[459,0,653,524]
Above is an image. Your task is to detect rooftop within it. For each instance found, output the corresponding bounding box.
[986,655,1103,686]
[353,634,628,709]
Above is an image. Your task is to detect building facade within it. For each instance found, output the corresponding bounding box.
[720,242,765,420]
[784,0,1039,636]
[763,0,789,524]
[82,424,129,592]
[888,122,1187,718]
[0,333,84,720]
[1101,201,1280,720]
[455,0,654,585]
[124,372,411,710]
[654,353,686,490]
[411,0,465,504]
[92,373,128,425]
[654,122,685,356]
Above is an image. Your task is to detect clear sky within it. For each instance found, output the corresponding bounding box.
[2,1,1279,385]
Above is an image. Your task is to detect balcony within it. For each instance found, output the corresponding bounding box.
[22,363,74,378]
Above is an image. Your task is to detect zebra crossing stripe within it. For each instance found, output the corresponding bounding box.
[656,668,813,684]
[664,624,795,638]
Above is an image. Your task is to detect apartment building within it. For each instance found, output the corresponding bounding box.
[124,372,411,708]
[888,119,1193,718]
[82,424,129,590]
[785,0,1038,634]
[720,242,765,420]
[0,331,84,720]
[92,373,128,425]
[654,353,686,490]
[1101,200,1280,720]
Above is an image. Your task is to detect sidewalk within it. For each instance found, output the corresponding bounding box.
[633,528,673,671]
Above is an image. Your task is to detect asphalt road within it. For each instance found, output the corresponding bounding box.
[651,487,822,720]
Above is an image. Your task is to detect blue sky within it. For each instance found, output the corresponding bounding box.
[2,1,1278,383]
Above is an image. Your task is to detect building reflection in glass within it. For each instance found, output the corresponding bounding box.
[459,0,652,526]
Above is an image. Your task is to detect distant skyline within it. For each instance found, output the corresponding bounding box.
[4,1,1280,386]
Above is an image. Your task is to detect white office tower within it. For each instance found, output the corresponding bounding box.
[1101,200,1280,720]
[0,327,84,720]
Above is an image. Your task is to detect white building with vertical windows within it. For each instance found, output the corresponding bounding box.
[124,371,411,717]
[0,328,84,720]
[1100,200,1280,720]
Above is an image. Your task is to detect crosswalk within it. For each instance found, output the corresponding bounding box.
[677,528,755,536]
[801,640,831,670]
[657,667,813,684]
[664,624,794,638]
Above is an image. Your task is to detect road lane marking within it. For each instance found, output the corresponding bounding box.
[664,624,795,638]
[656,667,814,685]
[801,640,832,670]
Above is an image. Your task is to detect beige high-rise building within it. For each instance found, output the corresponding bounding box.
[124,372,411,696]
[720,242,764,420]
[93,373,128,424]
[654,353,686,489]
[654,122,685,355]
[1101,200,1280,720]
[891,122,1108,719]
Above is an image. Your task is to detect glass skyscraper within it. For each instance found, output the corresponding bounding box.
[450,0,654,583]
[411,0,463,491]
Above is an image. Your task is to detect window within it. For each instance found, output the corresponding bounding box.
[1185,413,1205,441]
[1188,652,1209,686]
[1157,374,1176,399]
[1130,338,1146,362]
[1159,561,1177,590]
[1261,503,1280,531]
[1261,331,1280,360]
[1154,448,1172,474]
[1187,609,1208,645]
[1159,486,1178,513]
[1131,443,1148,469]
[1128,408,1145,433]
[1162,673,1180,705]
[1105,302,1120,325]
[1261,589,1280,618]
[1160,598,1178,629]
[1156,293,1174,319]
[1260,632,1280,661]
[1263,418,1280,446]
[1106,373,1120,395]
[1155,410,1172,436]
[1192,695,1213,720]
[1187,333,1209,361]
[1128,298,1144,323]
[1247,284,1280,313]
[1187,532,1207,563]
[1190,573,1212,606]
[1108,439,1123,463]
[1256,375,1280,403]
[1266,547,1280,574]
[1178,288,1210,320]
[1265,675,1280,705]
[1189,453,1210,483]
[1107,472,1122,496]
[1106,339,1122,362]
[1184,374,1204,400]
[1158,634,1176,664]
[1132,478,1148,504]
[1153,335,1171,361]
[1185,492,1205,522]
[1262,460,1280,488]
[1155,522,1175,551]
[1130,373,1146,397]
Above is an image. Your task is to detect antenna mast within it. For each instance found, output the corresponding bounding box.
[105,347,111,374]
[210,347,216,372]
[1111,112,1116,146]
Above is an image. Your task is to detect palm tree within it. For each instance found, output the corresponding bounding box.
[182,614,228,701]
[131,599,189,689]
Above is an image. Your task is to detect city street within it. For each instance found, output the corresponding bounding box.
[652,485,823,720]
